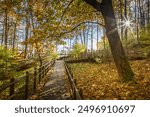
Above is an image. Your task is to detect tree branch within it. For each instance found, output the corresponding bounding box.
[60,0,75,22]
[52,0,75,37]
[83,0,102,11]
[56,21,105,38]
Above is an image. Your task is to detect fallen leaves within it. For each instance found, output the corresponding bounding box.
[68,60,150,100]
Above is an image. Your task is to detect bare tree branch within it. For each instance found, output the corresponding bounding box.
[56,21,105,38]
[60,0,75,22]
[83,0,102,11]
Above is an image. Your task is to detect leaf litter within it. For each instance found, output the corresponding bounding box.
[68,60,150,100]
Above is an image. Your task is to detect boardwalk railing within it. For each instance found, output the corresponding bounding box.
[64,61,82,100]
[64,50,111,63]
[0,60,55,100]
[64,49,147,63]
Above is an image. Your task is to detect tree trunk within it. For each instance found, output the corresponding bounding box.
[82,28,86,46]
[70,38,72,50]
[91,23,93,57]
[96,20,99,50]
[12,23,17,51]
[84,0,134,82]
[124,0,128,51]
[137,0,140,43]
[24,16,29,58]
[148,0,149,24]
[80,31,84,45]
[120,1,123,40]
[35,42,43,65]
[4,10,8,49]
[86,22,89,52]
[1,22,4,46]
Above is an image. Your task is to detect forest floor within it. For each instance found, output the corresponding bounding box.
[68,59,150,100]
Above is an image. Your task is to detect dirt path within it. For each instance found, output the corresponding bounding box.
[38,60,71,100]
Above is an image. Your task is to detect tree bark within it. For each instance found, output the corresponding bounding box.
[120,0,123,40]
[24,16,29,58]
[148,0,149,24]
[12,23,17,51]
[96,20,99,50]
[80,31,84,45]
[91,23,93,57]
[82,28,86,46]
[86,22,89,51]
[4,10,8,49]
[84,0,134,82]
[124,0,128,50]
[1,21,4,46]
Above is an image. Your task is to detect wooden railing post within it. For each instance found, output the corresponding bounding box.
[71,73,73,78]
[43,65,45,78]
[74,79,77,85]
[79,88,83,99]
[44,64,46,76]
[45,64,47,74]
[42,65,44,79]
[25,71,29,99]
[33,68,37,91]
[39,66,41,83]
[74,79,77,99]
[9,78,15,99]
[46,63,51,74]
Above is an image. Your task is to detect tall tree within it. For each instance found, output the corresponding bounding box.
[96,20,99,50]
[148,0,150,24]
[84,0,134,82]
[4,0,8,49]
[91,23,93,57]
[24,0,30,58]
[124,0,128,50]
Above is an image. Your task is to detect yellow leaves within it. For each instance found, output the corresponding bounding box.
[33,1,44,13]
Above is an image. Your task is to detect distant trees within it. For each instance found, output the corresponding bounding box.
[0,0,61,80]
[139,24,150,57]
[71,43,86,56]
[0,0,59,63]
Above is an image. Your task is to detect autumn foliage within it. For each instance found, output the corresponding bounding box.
[69,60,150,100]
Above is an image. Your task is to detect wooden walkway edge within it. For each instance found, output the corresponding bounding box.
[37,60,72,100]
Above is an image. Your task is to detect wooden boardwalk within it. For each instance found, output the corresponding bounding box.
[37,60,71,100]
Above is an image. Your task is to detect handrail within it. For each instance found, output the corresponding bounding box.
[0,60,55,99]
[65,49,147,63]
[0,79,21,93]
[64,61,81,100]
[35,60,55,77]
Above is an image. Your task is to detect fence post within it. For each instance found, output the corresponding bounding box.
[25,71,29,99]
[39,66,42,83]
[42,65,44,79]
[41,65,44,78]
[34,68,37,91]
[46,63,49,74]
[74,79,77,85]
[79,88,83,99]
[74,79,77,99]
[44,64,46,76]
[71,73,73,78]
[44,64,47,76]
[9,78,15,99]
[47,62,50,73]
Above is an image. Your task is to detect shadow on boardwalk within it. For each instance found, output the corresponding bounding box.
[37,60,72,100]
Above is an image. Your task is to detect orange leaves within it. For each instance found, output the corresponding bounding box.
[68,60,150,100]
